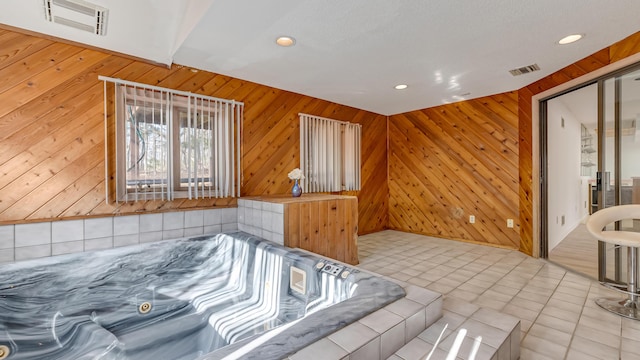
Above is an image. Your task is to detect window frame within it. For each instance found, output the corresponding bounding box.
[299,113,362,193]
[102,76,243,203]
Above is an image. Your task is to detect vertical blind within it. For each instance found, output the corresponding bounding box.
[299,113,361,192]
[100,76,243,202]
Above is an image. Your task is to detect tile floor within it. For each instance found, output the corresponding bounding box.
[358,230,640,360]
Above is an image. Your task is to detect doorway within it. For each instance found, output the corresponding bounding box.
[542,62,640,282]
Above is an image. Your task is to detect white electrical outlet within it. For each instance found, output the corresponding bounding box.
[507,219,514,228]
[469,215,475,224]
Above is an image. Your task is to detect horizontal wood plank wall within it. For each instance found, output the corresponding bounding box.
[517,31,640,255]
[388,93,520,249]
[0,29,388,235]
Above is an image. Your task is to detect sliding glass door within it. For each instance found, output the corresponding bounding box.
[598,66,640,284]
[542,62,640,283]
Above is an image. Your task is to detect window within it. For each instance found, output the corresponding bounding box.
[299,113,361,192]
[101,76,243,202]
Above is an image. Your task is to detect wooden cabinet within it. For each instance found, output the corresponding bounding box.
[241,194,359,265]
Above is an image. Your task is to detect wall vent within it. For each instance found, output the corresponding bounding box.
[43,0,108,36]
[509,63,540,76]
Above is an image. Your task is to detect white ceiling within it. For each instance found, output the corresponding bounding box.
[2,0,640,116]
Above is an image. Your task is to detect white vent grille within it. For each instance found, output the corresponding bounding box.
[43,0,108,36]
[509,64,540,76]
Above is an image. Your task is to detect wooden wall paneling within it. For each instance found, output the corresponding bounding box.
[356,113,388,234]
[388,124,461,237]
[388,149,473,240]
[344,198,358,265]
[173,70,218,93]
[28,162,104,220]
[336,198,349,260]
[0,42,83,94]
[334,198,346,262]
[0,102,105,208]
[327,199,339,258]
[199,74,235,95]
[0,56,135,149]
[388,94,520,249]
[0,30,54,70]
[0,69,110,157]
[610,32,640,63]
[388,131,490,243]
[151,66,200,90]
[339,199,350,262]
[463,94,519,146]
[243,91,303,151]
[0,29,385,236]
[0,49,109,119]
[309,201,321,257]
[299,202,311,251]
[2,139,104,220]
[0,103,104,213]
[127,65,176,87]
[424,103,518,203]
[242,94,310,195]
[410,107,517,226]
[242,88,283,121]
[286,202,301,249]
[518,87,534,256]
[320,201,331,257]
[388,188,431,235]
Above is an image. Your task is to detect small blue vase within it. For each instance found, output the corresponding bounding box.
[292,179,302,197]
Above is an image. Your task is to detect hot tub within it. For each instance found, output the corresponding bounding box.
[0,231,404,359]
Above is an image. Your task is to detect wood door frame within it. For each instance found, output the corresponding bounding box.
[532,52,640,258]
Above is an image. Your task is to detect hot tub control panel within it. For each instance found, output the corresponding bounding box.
[315,261,354,278]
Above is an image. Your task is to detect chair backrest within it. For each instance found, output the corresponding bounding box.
[586,205,640,247]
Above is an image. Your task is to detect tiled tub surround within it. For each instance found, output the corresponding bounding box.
[391,299,521,360]
[287,284,443,360]
[285,277,520,360]
[0,208,237,263]
[237,198,285,245]
[0,231,404,360]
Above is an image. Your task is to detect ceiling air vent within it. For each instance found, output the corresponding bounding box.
[43,0,108,36]
[509,64,540,76]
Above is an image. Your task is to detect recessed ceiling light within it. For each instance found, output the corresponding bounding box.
[558,34,583,45]
[394,84,408,90]
[276,36,296,47]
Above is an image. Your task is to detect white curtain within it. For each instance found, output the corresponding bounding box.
[102,76,243,202]
[343,123,361,191]
[299,113,361,192]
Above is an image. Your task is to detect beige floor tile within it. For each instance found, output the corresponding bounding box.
[406,277,432,288]
[530,313,577,334]
[574,323,622,348]
[501,303,539,323]
[395,337,432,360]
[472,296,507,312]
[521,333,567,359]
[508,296,545,314]
[621,351,640,360]
[356,230,628,359]
[565,348,603,360]
[526,323,572,347]
[570,335,619,360]
[539,305,581,323]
